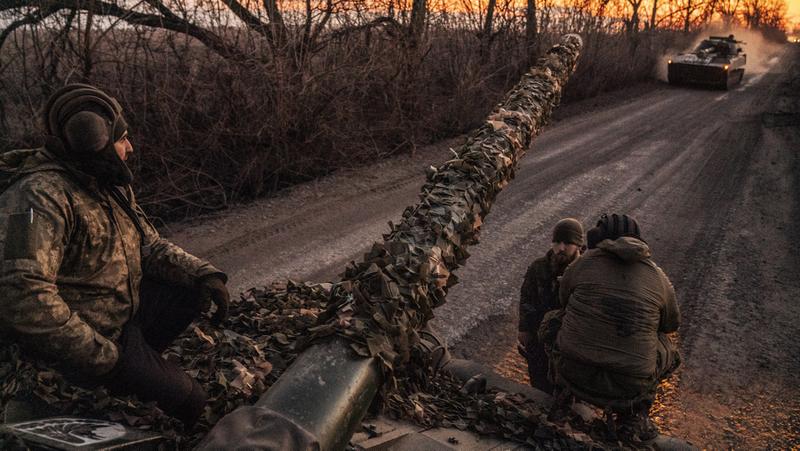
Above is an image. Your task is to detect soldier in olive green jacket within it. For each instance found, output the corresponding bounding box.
[552,214,680,442]
[0,84,230,426]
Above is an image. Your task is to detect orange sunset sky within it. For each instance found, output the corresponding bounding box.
[788,0,800,30]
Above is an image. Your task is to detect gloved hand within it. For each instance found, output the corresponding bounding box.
[199,275,230,326]
[105,324,208,427]
[518,331,531,348]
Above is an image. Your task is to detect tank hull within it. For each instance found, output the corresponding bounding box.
[668,63,744,89]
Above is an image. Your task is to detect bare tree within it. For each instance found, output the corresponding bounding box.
[716,0,742,25]
[410,0,426,43]
[483,0,497,41]
[626,0,644,32]
[525,0,538,62]
[742,0,786,28]
[669,0,705,32]
[649,0,659,30]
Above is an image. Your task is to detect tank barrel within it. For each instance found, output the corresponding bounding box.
[198,33,583,451]
[256,337,382,451]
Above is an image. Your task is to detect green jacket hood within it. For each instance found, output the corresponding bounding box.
[596,236,651,262]
[0,147,68,193]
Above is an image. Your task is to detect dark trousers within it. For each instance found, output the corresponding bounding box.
[109,278,206,424]
[521,339,554,394]
[133,278,202,352]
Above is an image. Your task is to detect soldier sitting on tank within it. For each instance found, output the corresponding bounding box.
[548,214,681,442]
[0,84,230,427]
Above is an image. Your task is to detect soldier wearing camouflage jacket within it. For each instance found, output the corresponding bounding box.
[0,84,230,426]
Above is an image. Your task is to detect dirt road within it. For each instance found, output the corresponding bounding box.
[166,46,800,447]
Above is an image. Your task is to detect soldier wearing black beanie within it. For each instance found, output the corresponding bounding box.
[586,213,642,249]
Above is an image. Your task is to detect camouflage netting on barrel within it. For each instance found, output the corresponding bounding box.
[305,35,584,387]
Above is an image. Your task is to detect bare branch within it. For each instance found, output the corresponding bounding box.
[64,0,249,61]
[141,0,180,21]
[306,0,334,54]
[1,0,249,61]
[0,0,29,12]
[0,4,60,53]
[217,0,274,42]
[322,16,400,44]
[262,0,287,48]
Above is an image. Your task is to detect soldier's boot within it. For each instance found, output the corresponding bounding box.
[547,386,573,422]
[617,405,658,444]
[459,373,488,395]
[603,407,618,441]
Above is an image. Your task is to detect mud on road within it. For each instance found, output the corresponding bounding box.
[166,46,800,448]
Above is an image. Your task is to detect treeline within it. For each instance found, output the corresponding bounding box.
[0,0,788,219]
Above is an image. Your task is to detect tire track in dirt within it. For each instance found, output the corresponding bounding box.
[201,173,423,259]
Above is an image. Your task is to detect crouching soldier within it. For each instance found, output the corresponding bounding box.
[518,218,584,394]
[551,214,680,442]
[0,84,230,426]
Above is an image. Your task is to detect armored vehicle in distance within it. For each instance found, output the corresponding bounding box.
[668,35,746,89]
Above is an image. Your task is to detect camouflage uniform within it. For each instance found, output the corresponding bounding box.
[0,146,223,379]
[518,249,569,393]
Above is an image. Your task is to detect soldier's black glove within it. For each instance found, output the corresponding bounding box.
[518,331,532,348]
[198,275,230,326]
[106,324,208,427]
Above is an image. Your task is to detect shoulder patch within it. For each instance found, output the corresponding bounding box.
[4,209,44,260]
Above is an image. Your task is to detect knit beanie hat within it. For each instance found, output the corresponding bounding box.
[552,218,584,246]
[43,83,128,155]
[586,213,642,249]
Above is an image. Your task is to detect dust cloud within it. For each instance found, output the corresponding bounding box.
[655,25,784,82]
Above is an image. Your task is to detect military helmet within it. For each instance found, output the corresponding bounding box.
[43,84,128,154]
